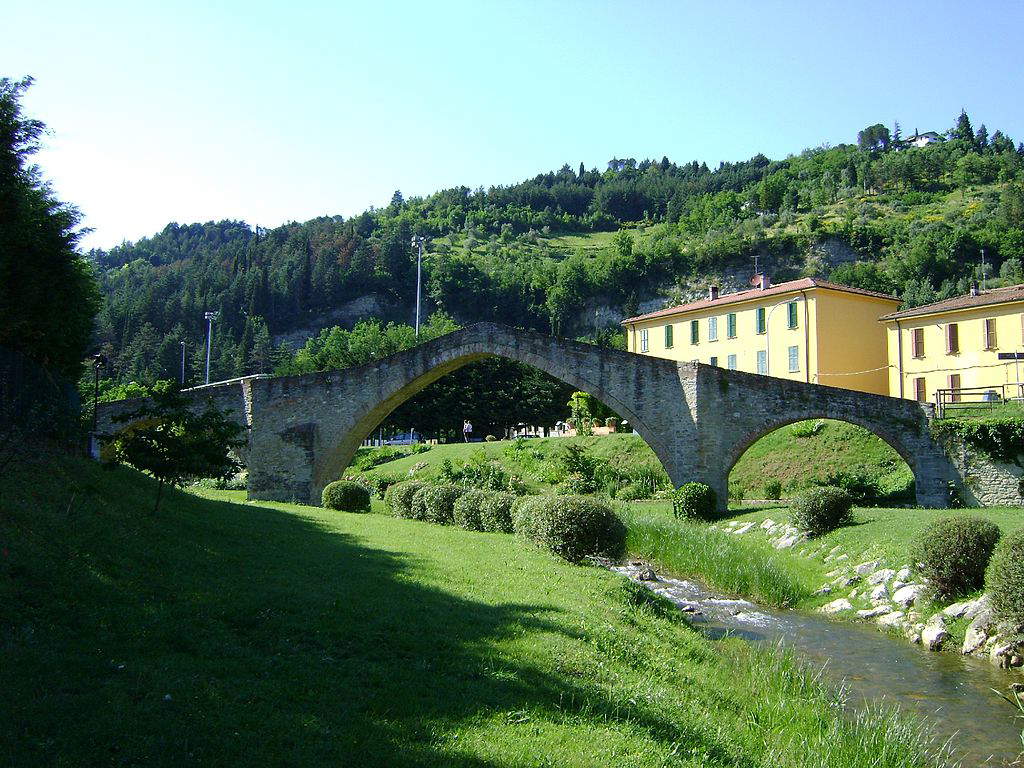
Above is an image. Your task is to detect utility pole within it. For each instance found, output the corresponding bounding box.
[204,311,219,385]
[180,341,186,385]
[411,235,425,338]
[981,248,987,292]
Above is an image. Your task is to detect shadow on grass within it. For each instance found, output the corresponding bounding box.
[0,456,742,767]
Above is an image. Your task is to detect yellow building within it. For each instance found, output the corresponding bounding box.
[622,277,900,395]
[881,284,1024,405]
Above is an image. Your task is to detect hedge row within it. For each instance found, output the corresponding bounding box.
[380,480,624,564]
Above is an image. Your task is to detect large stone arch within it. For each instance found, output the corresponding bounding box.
[245,324,700,504]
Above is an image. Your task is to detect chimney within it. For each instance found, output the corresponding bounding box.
[970,281,979,297]
[758,273,771,290]
[708,285,719,301]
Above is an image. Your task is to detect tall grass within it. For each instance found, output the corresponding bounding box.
[619,504,816,607]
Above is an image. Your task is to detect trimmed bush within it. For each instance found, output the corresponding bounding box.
[671,482,717,521]
[453,489,489,531]
[512,495,626,563]
[411,484,465,525]
[616,484,645,502]
[321,480,371,512]
[479,491,516,533]
[364,471,400,499]
[764,479,783,501]
[790,486,853,537]
[511,496,546,540]
[987,528,1024,623]
[912,515,1001,599]
[384,480,425,518]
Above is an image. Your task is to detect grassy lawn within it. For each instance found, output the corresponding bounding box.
[0,454,947,767]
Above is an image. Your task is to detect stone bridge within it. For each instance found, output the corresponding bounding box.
[97,322,956,508]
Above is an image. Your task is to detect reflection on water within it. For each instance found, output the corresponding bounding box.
[612,563,1024,767]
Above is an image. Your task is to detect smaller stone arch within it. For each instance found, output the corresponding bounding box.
[721,414,919,503]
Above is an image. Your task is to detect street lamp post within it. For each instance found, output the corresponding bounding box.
[91,353,104,435]
[180,341,186,386]
[411,236,425,338]
[204,311,219,385]
[763,296,805,377]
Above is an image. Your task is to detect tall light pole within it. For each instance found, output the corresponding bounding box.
[180,341,186,386]
[411,235,425,338]
[204,311,219,385]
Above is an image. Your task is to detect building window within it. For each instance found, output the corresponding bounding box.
[949,373,961,403]
[690,320,699,344]
[911,327,925,358]
[727,313,737,338]
[946,323,959,354]
[708,316,718,341]
[756,350,767,375]
[914,377,927,402]
[984,318,998,349]
[664,324,673,348]
[788,345,799,372]
[787,301,798,329]
[640,328,648,352]
[726,354,737,370]
[709,356,719,366]
[756,307,767,334]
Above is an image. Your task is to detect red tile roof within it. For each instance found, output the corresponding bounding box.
[621,278,898,324]
[879,284,1024,321]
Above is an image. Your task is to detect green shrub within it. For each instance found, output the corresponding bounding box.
[512,495,626,563]
[790,420,826,438]
[411,483,466,525]
[321,480,371,513]
[511,496,546,539]
[729,481,746,502]
[453,489,489,531]
[363,471,400,499]
[558,472,597,495]
[354,445,400,470]
[764,479,783,501]
[819,469,880,505]
[913,515,1001,599]
[671,482,717,521]
[987,529,1024,623]
[616,484,645,501]
[627,465,669,497]
[605,417,619,429]
[479,491,516,533]
[790,486,853,536]
[384,480,425,518]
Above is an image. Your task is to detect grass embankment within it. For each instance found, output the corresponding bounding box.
[350,422,911,502]
[1,454,948,767]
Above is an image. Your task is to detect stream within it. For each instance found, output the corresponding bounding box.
[612,562,1024,767]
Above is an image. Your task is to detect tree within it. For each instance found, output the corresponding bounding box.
[103,387,245,513]
[857,123,890,152]
[952,109,975,144]
[975,123,989,150]
[0,77,99,379]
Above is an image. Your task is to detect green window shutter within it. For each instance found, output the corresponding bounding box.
[664,324,673,348]
[690,320,699,344]
[787,302,798,329]
[727,313,737,338]
[756,307,766,334]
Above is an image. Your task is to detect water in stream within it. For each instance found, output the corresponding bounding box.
[612,562,1024,767]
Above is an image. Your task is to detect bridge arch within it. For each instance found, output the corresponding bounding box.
[722,415,918,503]
[246,324,699,504]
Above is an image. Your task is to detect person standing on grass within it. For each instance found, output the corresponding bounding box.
[463,419,473,442]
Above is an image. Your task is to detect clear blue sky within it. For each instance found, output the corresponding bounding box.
[9,0,1024,250]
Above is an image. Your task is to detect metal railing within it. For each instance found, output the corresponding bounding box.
[935,382,1024,418]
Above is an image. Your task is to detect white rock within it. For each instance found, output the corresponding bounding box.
[855,560,880,576]
[867,568,896,585]
[922,616,949,651]
[896,567,912,582]
[813,585,833,596]
[733,522,755,535]
[858,606,890,619]
[760,518,777,530]
[963,595,992,621]
[869,584,888,602]
[833,554,849,562]
[942,601,971,619]
[962,598,996,655]
[821,598,854,614]
[876,611,906,628]
[774,534,801,549]
[892,584,925,608]
[891,581,907,592]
